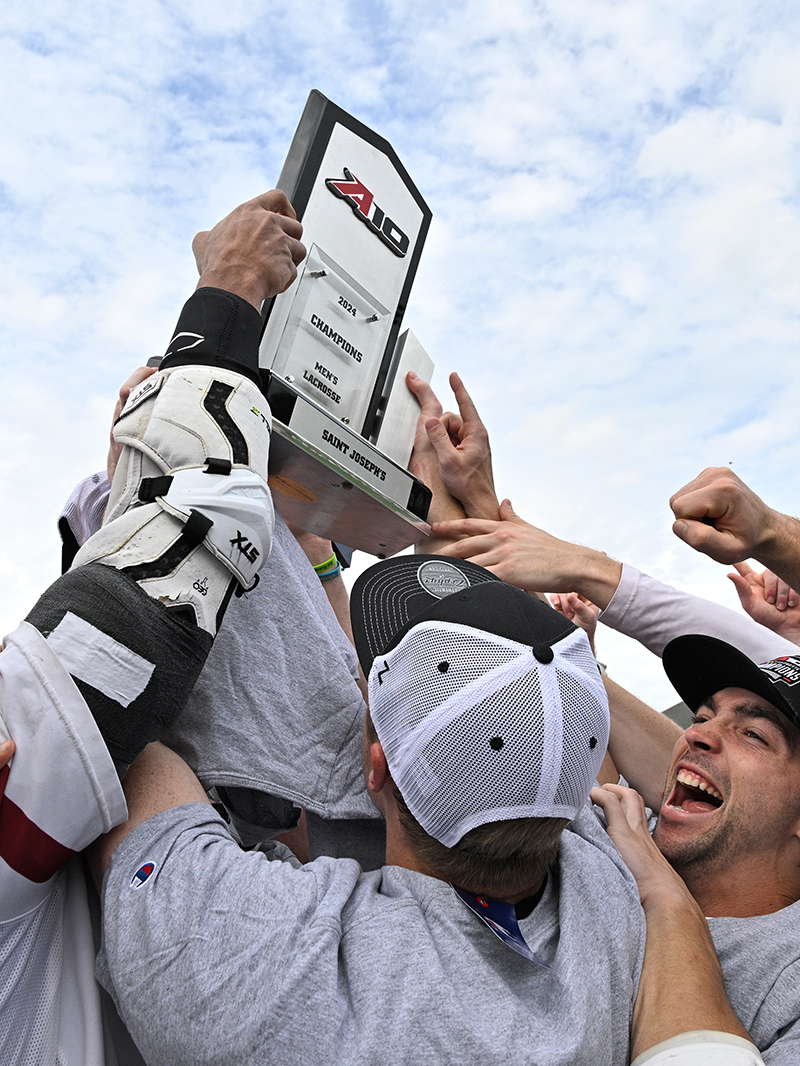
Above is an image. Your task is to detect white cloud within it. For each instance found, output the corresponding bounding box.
[2,0,800,712]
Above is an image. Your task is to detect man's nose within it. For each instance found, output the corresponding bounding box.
[684,718,723,752]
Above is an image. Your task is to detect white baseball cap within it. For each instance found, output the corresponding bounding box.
[350,556,609,847]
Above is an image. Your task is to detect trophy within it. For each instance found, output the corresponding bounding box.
[259,91,434,557]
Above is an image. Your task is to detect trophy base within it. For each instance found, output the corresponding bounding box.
[264,375,431,557]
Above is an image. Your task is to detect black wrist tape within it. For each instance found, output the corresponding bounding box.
[159,288,263,388]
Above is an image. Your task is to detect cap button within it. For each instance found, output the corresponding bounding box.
[532,644,554,664]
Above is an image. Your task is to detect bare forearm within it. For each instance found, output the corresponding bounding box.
[494,538,623,606]
[317,570,368,700]
[320,572,355,644]
[433,513,624,606]
[88,742,208,886]
[415,469,468,552]
[289,532,367,700]
[286,531,355,645]
[632,890,750,1059]
[564,549,622,610]
[604,676,681,809]
[594,784,753,1060]
[755,511,800,593]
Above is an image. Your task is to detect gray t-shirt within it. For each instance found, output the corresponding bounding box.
[98,803,645,1066]
[709,904,800,1064]
[161,514,374,821]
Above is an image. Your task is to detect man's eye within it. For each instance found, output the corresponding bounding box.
[744,729,766,744]
[691,715,709,725]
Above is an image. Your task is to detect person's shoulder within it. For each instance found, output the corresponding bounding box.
[106,806,368,920]
[709,895,800,951]
[709,900,800,1061]
[335,864,450,933]
[557,809,645,974]
[711,895,800,931]
[562,803,642,893]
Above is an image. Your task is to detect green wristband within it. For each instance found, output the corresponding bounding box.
[313,552,338,575]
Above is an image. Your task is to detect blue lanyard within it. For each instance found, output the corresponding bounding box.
[451,884,552,967]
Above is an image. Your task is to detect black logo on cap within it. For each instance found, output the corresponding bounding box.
[761,656,800,687]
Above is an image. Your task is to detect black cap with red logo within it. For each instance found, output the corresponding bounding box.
[663,635,800,732]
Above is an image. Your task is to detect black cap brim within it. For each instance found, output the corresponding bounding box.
[662,634,800,729]
[350,555,576,675]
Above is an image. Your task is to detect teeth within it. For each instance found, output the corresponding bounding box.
[676,769,723,802]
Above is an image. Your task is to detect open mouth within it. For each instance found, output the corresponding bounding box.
[665,769,724,815]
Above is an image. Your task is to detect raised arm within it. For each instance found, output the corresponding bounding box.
[434,499,623,606]
[405,373,468,551]
[32,189,306,778]
[192,189,305,309]
[592,784,759,1065]
[600,563,798,662]
[406,371,500,522]
[89,742,210,886]
[436,500,799,658]
[670,467,800,591]
[603,675,681,808]
[432,499,800,805]
[286,524,368,703]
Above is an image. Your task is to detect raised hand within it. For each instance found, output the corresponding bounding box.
[550,592,600,654]
[670,467,774,565]
[192,190,306,310]
[434,499,622,607]
[728,562,800,646]
[406,371,499,520]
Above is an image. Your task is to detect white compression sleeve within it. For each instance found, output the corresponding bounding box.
[631,1031,764,1066]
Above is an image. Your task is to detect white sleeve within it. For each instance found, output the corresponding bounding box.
[0,622,126,920]
[599,564,798,663]
[632,1031,764,1065]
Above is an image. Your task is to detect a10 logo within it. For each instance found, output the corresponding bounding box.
[325,168,410,258]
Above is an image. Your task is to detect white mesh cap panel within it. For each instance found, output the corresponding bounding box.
[369,622,609,846]
[554,633,609,808]
[370,623,525,758]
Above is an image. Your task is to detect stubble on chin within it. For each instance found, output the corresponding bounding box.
[653,814,732,876]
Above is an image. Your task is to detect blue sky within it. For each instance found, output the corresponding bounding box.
[2,0,800,707]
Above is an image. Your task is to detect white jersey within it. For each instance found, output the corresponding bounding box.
[0,622,143,1065]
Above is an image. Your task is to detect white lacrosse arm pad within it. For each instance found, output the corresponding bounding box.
[74,364,276,636]
[106,365,273,526]
[631,1032,764,1066]
[157,466,274,586]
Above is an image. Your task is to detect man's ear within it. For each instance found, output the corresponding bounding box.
[367,742,389,796]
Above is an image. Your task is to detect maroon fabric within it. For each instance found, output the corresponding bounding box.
[0,764,75,882]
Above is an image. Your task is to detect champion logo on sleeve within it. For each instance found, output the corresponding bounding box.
[130,861,156,889]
